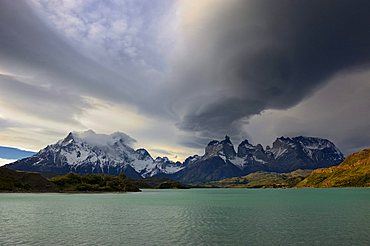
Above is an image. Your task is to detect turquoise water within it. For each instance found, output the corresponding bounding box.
[1,189,370,245]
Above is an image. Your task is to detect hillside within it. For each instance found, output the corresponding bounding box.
[0,167,57,192]
[209,169,312,188]
[297,149,370,187]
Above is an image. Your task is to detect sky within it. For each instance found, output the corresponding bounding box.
[0,0,369,162]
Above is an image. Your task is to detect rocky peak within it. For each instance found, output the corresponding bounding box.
[58,132,76,146]
[154,156,170,163]
[293,136,336,150]
[221,136,236,158]
[267,136,345,165]
[135,148,153,161]
[205,136,236,159]
[237,139,255,157]
[221,135,232,144]
[271,137,296,150]
[183,155,201,166]
[237,139,265,155]
[256,144,264,152]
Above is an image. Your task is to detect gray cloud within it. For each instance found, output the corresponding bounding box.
[168,0,370,144]
[0,117,13,129]
[243,69,370,155]
[0,0,369,155]
[0,1,152,109]
[0,74,91,124]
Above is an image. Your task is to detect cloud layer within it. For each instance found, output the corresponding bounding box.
[0,0,369,157]
[167,0,370,142]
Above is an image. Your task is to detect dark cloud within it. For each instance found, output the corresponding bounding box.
[171,0,370,143]
[0,0,369,155]
[243,69,370,155]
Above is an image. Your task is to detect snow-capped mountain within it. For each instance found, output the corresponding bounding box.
[170,136,344,184]
[6,130,345,184]
[6,130,184,178]
[266,136,344,172]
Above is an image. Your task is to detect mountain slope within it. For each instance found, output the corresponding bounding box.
[297,148,370,187]
[171,156,242,184]
[6,130,184,178]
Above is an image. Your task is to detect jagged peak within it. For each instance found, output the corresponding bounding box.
[155,156,170,162]
[239,139,252,146]
[237,139,265,158]
[136,148,150,155]
[256,144,264,152]
[274,135,337,148]
[276,136,331,144]
[221,136,234,148]
[223,135,231,143]
[184,155,200,162]
[135,148,152,160]
[208,135,233,146]
[293,136,331,143]
[207,140,220,146]
[276,136,293,142]
[204,136,236,159]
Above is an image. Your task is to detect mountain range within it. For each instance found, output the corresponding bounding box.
[169,135,344,183]
[5,130,345,184]
[6,130,184,179]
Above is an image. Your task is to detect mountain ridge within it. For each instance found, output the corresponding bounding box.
[6,130,344,183]
[6,130,184,179]
[170,135,344,183]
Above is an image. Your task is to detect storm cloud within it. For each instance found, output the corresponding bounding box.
[169,0,370,141]
[0,0,369,156]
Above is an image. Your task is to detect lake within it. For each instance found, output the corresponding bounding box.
[1,189,370,245]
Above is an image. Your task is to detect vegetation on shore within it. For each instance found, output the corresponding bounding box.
[0,167,189,192]
[50,173,140,192]
[0,167,57,192]
[0,168,140,192]
[208,170,312,188]
[297,149,370,187]
[130,177,189,189]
